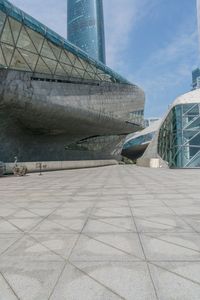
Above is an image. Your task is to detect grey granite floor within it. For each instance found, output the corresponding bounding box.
[0,165,200,299]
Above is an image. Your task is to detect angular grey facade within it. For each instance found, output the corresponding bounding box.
[0,0,144,163]
[67,0,106,63]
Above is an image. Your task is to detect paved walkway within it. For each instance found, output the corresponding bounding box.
[0,165,200,299]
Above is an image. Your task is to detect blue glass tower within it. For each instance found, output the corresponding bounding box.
[67,0,106,64]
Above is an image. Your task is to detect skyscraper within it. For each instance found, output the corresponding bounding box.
[192,0,200,89]
[67,0,106,64]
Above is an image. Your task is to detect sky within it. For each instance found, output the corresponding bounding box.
[11,0,199,118]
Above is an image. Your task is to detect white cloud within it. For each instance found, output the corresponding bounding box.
[103,0,158,69]
[10,0,67,38]
[131,29,199,116]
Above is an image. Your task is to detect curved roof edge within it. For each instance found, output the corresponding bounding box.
[172,89,200,107]
[0,0,131,85]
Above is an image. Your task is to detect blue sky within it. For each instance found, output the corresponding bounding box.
[11,0,199,118]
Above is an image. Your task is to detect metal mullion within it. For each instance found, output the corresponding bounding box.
[0,44,6,67]
[183,115,200,130]
[184,149,200,167]
[17,48,32,71]
[8,20,23,68]
[38,56,53,75]
[182,130,200,147]
[7,17,15,46]
[183,103,197,117]
[47,41,61,77]
[0,13,6,41]
[54,47,66,77]
[24,25,38,54]
[33,36,45,73]
[0,16,9,67]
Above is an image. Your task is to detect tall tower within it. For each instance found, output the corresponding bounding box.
[192,0,200,89]
[67,0,106,64]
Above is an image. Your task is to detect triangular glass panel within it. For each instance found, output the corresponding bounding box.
[41,40,56,60]
[188,132,200,146]
[66,51,76,65]
[94,74,102,81]
[71,67,82,78]
[0,45,6,67]
[84,72,94,80]
[48,41,61,60]
[1,19,14,45]
[9,17,21,44]
[35,57,51,74]
[55,63,67,77]
[61,63,73,75]
[42,57,57,74]
[78,58,88,69]
[86,63,96,73]
[1,44,14,66]
[187,104,199,116]
[74,58,85,69]
[187,116,200,130]
[0,11,6,35]
[10,49,31,71]
[60,50,72,65]
[75,68,85,78]
[18,49,38,71]
[17,27,37,53]
[26,27,44,53]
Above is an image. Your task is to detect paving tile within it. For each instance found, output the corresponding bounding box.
[49,263,122,300]
[72,261,157,300]
[1,235,64,262]
[0,272,18,300]
[0,260,65,300]
[140,233,200,261]
[84,216,136,233]
[0,234,23,256]
[135,216,194,233]
[70,233,144,261]
[149,262,200,300]
[30,233,79,259]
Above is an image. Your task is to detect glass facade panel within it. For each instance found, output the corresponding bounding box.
[124,132,156,150]
[35,57,51,74]
[158,103,200,168]
[0,45,6,66]
[42,57,57,74]
[26,28,44,53]
[1,43,14,65]
[41,40,56,60]
[48,42,61,60]
[61,63,73,74]
[55,63,67,76]
[1,18,14,45]
[0,11,6,34]
[60,50,72,65]
[17,27,36,53]
[18,48,38,70]
[9,18,21,43]
[0,2,127,84]
[10,48,31,71]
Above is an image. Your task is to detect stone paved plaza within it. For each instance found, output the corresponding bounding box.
[0,165,200,299]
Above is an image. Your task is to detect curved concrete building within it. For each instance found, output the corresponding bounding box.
[67,0,106,63]
[0,0,144,163]
[122,120,161,160]
[137,89,200,168]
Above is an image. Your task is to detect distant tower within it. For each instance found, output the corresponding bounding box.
[67,0,106,64]
[192,0,200,89]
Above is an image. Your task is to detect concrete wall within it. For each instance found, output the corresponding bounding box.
[4,160,118,175]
